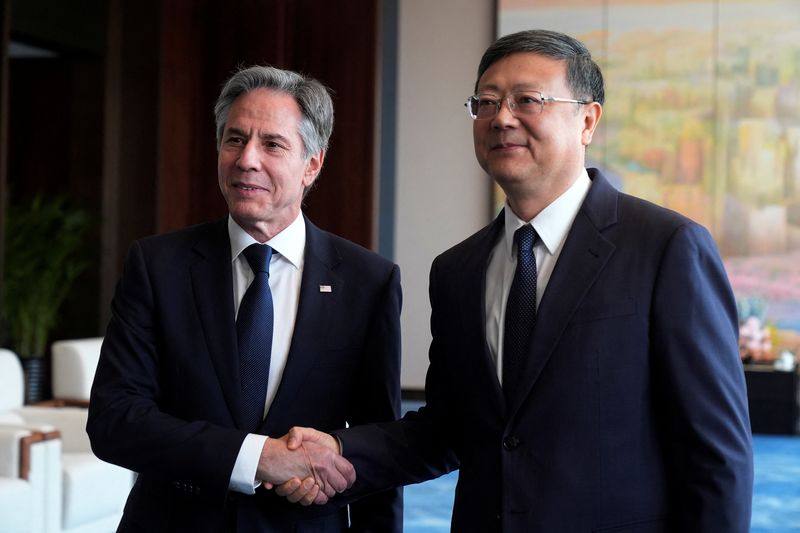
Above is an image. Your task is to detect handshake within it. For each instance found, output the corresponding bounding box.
[258,427,352,506]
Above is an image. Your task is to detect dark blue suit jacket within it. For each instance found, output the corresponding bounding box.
[88,216,402,532]
[338,169,753,532]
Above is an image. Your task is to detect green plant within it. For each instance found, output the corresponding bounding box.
[2,194,90,359]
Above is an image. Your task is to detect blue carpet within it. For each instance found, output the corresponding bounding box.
[400,401,800,532]
[751,435,800,532]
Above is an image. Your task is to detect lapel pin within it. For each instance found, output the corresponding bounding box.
[319,285,332,293]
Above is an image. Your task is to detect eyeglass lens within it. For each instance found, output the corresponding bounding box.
[468,92,544,119]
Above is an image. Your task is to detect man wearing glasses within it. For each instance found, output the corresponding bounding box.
[284,29,753,532]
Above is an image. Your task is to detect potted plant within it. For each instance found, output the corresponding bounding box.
[1,194,90,403]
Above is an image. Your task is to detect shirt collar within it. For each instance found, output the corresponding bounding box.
[503,168,592,258]
[228,213,306,269]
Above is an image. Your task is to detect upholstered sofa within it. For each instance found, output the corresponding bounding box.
[0,346,133,533]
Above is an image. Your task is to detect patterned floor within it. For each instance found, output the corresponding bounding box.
[402,432,800,532]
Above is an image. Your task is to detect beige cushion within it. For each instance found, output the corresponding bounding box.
[0,477,33,532]
[51,338,104,401]
[62,453,131,530]
[0,349,24,412]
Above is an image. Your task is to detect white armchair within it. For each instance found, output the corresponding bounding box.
[0,425,48,533]
[0,351,62,533]
[0,348,134,533]
[50,338,105,406]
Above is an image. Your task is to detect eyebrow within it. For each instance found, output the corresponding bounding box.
[224,127,292,146]
[477,83,543,94]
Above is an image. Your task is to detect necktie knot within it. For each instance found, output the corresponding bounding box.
[514,224,536,255]
[243,244,273,274]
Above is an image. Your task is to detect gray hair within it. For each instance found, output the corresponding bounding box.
[475,29,605,105]
[214,65,334,160]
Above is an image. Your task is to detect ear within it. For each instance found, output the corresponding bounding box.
[302,150,326,188]
[581,102,603,146]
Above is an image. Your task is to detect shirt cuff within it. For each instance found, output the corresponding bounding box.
[228,433,268,494]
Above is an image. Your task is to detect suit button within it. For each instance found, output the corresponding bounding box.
[503,436,520,450]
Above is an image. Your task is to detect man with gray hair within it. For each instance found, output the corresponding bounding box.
[88,65,402,532]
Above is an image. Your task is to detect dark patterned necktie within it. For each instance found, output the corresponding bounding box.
[237,244,274,430]
[503,225,538,403]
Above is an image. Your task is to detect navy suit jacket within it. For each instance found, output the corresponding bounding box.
[88,216,402,532]
[338,169,753,532]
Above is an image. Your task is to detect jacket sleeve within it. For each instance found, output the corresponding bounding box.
[335,257,459,504]
[650,222,753,531]
[343,264,403,532]
[87,240,246,503]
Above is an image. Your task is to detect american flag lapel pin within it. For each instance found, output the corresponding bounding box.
[319,284,332,293]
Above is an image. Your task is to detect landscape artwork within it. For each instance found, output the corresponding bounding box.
[497,0,800,361]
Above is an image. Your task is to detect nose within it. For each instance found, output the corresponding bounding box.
[236,139,261,171]
[491,97,517,128]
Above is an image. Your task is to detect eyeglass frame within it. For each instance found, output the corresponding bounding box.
[464,90,591,120]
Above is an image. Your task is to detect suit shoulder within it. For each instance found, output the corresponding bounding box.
[433,220,499,267]
[618,192,690,223]
[132,220,224,260]
[138,220,220,245]
[616,192,706,236]
[319,230,397,274]
[605,192,723,263]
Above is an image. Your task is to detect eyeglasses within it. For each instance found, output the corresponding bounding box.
[465,90,589,120]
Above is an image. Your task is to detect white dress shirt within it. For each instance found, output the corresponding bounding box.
[485,169,592,385]
[228,213,306,493]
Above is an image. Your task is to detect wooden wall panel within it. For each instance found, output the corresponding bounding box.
[286,0,378,248]
[100,0,380,317]
[156,0,378,248]
[100,0,160,326]
[158,0,210,232]
[158,0,291,233]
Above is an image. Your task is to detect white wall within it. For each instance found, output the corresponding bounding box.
[395,0,494,389]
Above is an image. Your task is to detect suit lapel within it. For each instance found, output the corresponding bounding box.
[507,170,619,418]
[458,214,507,417]
[262,219,340,429]
[189,219,246,428]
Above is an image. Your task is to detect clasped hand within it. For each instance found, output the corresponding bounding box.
[258,428,352,505]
